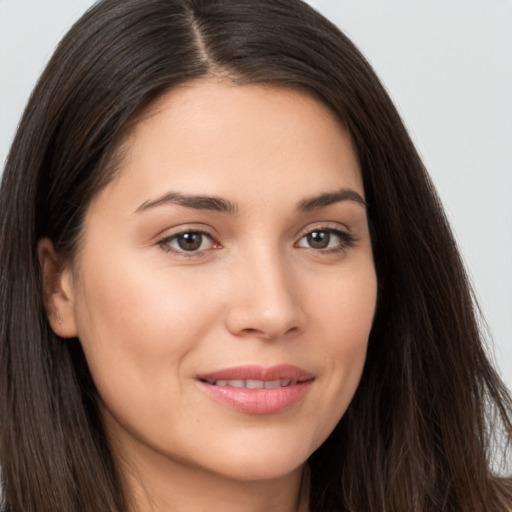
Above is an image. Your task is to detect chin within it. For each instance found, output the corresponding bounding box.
[196,434,315,482]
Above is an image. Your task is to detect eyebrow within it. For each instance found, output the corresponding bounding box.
[135,192,238,215]
[134,187,366,215]
[297,188,367,211]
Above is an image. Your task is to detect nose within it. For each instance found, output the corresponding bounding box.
[224,249,307,341]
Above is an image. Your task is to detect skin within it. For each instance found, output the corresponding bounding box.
[40,80,378,512]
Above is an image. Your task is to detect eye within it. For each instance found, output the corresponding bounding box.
[158,230,218,254]
[296,227,355,252]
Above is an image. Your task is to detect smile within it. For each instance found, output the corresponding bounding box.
[204,379,295,389]
[196,365,314,414]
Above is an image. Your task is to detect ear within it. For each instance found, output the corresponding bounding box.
[37,238,78,338]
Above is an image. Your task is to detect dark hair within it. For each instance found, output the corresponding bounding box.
[1,0,511,511]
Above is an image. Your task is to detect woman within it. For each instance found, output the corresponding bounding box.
[0,0,510,511]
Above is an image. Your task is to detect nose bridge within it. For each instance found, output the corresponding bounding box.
[226,243,306,339]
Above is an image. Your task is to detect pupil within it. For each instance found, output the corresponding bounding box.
[307,231,330,249]
[177,232,202,251]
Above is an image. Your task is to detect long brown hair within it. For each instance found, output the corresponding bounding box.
[1,1,510,511]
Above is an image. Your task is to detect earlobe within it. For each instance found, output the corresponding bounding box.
[37,238,78,338]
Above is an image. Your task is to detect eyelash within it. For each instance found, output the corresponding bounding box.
[157,226,356,257]
[158,229,219,258]
[295,226,356,254]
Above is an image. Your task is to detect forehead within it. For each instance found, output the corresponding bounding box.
[91,79,363,215]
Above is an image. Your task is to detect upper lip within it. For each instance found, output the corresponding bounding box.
[196,364,314,383]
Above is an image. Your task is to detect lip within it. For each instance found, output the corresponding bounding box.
[197,364,313,383]
[196,364,314,415]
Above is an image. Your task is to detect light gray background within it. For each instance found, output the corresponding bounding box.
[1,0,511,390]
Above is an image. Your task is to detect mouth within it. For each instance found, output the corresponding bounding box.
[201,378,299,389]
[196,364,314,415]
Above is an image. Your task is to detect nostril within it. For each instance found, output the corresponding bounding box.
[240,328,273,340]
[239,325,301,341]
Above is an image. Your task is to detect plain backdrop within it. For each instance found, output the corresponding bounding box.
[0,0,511,391]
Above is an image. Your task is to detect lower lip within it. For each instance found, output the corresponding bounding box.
[197,380,313,415]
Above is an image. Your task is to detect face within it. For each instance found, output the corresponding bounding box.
[44,80,377,486]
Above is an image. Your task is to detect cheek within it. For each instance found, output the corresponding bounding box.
[70,249,220,397]
[289,261,375,462]
[313,259,377,350]
[308,265,376,433]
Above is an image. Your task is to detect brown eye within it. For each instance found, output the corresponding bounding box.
[296,227,355,252]
[160,230,217,254]
[176,232,203,251]
[306,230,330,249]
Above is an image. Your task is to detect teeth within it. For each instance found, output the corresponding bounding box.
[209,379,296,388]
[246,379,264,389]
